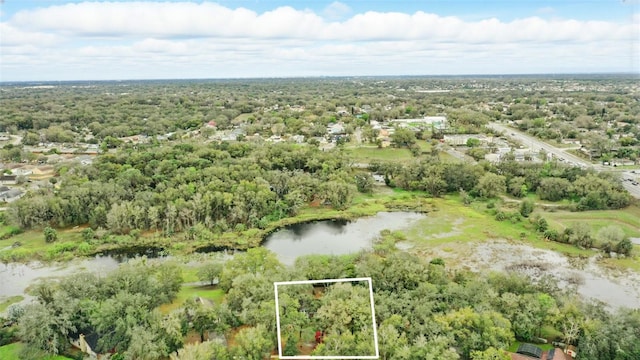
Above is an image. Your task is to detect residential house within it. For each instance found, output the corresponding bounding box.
[327,123,346,135]
[0,175,17,185]
[0,188,24,203]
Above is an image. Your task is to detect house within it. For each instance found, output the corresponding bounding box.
[0,188,24,202]
[12,168,32,177]
[390,116,448,130]
[327,123,345,135]
[0,175,17,184]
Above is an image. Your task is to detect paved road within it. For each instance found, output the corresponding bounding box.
[487,122,594,168]
[620,171,640,199]
[487,122,640,199]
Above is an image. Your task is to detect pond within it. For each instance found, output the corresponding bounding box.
[263,211,426,265]
[0,212,425,302]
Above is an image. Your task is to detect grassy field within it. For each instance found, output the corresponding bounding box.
[158,285,225,314]
[0,296,24,313]
[539,205,640,238]
[0,343,73,360]
[345,146,414,162]
[402,195,596,258]
[0,226,90,262]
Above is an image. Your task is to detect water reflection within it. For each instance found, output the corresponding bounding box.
[263,212,425,265]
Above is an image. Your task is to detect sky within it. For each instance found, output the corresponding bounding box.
[0,0,638,81]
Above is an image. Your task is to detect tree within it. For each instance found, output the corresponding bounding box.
[474,173,506,198]
[508,176,527,198]
[596,225,625,245]
[18,296,77,356]
[435,308,514,359]
[124,326,168,360]
[471,347,510,360]
[466,138,481,147]
[569,222,593,248]
[519,199,535,218]
[578,309,640,360]
[230,325,273,360]
[92,292,155,353]
[219,247,282,291]
[355,174,374,193]
[537,178,572,201]
[615,238,633,256]
[43,226,58,243]
[197,262,223,286]
[467,147,489,161]
[391,127,417,148]
[283,337,300,356]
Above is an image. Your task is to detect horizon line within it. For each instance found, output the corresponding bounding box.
[1,72,639,84]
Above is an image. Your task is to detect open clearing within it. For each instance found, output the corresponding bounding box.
[0,343,72,360]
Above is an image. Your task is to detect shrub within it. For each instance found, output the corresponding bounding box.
[43,226,58,243]
[615,238,633,256]
[543,229,559,242]
[519,199,535,217]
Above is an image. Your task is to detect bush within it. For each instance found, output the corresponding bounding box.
[81,227,95,242]
[519,199,535,217]
[543,229,559,241]
[615,238,633,256]
[534,217,549,233]
[43,226,58,243]
[0,326,17,346]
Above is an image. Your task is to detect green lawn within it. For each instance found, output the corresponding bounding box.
[158,285,225,314]
[0,343,73,360]
[345,146,414,162]
[0,296,24,313]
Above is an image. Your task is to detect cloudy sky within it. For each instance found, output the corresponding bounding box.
[0,0,638,81]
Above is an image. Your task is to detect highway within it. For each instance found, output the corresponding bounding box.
[487,122,640,200]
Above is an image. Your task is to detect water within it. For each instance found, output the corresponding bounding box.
[0,256,120,299]
[263,211,426,265]
[454,241,640,309]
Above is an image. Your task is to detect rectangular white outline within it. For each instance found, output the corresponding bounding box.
[274,277,380,359]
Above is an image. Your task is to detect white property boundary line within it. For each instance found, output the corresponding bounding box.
[273,277,380,359]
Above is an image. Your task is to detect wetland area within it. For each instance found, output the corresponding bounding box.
[3,210,639,311]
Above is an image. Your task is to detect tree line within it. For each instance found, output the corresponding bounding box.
[3,243,638,359]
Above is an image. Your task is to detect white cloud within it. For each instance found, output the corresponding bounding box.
[7,2,636,42]
[0,23,60,46]
[1,1,638,81]
[323,1,351,20]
